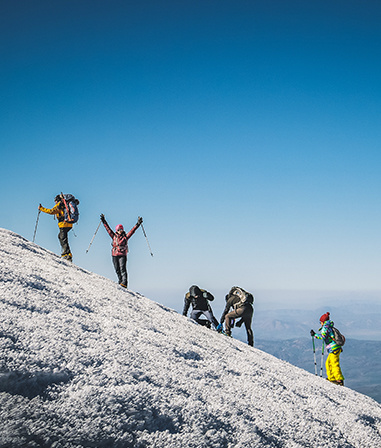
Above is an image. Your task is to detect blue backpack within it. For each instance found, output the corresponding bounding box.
[61,194,80,223]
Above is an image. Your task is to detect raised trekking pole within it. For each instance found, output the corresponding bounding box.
[86,221,101,253]
[312,336,318,376]
[33,209,41,243]
[141,223,153,257]
[320,341,325,377]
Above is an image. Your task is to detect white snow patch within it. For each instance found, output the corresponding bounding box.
[1,228,381,448]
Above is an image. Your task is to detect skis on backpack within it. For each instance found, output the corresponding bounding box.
[60,192,73,222]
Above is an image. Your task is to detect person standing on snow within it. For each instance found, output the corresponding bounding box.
[39,195,74,261]
[183,285,219,329]
[311,312,345,386]
[100,214,142,288]
[218,286,254,346]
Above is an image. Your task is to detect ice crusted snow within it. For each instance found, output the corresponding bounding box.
[1,228,381,448]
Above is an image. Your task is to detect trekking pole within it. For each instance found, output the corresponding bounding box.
[312,336,317,376]
[320,341,325,377]
[141,223,154,257]
[86,221,101,253]
[33,209,41,243]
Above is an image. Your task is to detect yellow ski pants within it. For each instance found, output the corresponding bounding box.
[326,349,344,382]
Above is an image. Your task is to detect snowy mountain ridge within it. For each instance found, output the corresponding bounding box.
[1,228,381,448]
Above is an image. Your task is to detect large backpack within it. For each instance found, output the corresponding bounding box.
[229,286,254,308]
[332,327,346,347]
[61,194,80,223]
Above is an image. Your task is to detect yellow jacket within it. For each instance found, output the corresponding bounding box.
[39,202,73,228]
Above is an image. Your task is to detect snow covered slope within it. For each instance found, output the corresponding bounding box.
[1,228,381,448]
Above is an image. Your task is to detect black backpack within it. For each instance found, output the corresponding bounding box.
[332,327,346,346]
[187,286,214,308]
[201,290,214,302]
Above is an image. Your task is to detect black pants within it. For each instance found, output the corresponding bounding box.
[225,305,254,346]
[58,227,71,256]
[112,255,127,286]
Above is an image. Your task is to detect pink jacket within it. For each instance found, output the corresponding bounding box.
[102,221,139,256]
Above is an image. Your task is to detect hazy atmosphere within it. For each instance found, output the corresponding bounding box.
[1,1,381,312]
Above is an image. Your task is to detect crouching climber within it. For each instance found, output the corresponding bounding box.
[183,285,219,329]
[219,286,254,346]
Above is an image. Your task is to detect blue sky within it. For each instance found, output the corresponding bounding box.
[1,0,381,311]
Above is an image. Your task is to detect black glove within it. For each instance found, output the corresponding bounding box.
[236,318,243,328]
[310,329,316,337]
[137,216,143,226]
[100,214,105,223]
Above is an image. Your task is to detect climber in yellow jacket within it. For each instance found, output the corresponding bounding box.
[39,195,73,261]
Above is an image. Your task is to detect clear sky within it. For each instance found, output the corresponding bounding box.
[1,0,381,311]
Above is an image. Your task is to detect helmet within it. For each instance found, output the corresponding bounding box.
[115,224,124,232]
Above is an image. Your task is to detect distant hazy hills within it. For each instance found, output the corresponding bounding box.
[228,303,381,404]
[254,304,381,341]
[256,338,381,404]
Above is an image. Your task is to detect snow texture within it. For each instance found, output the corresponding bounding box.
[1,228,381,448]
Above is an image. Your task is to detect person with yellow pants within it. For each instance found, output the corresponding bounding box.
[39,195,73,261]
[311,312,344,386]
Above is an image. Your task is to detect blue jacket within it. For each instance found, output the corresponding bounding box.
[314,320,341,353]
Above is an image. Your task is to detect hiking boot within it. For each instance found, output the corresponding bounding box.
[336,380,344,386]
[61,253,72,262]
[120,283,127,288]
